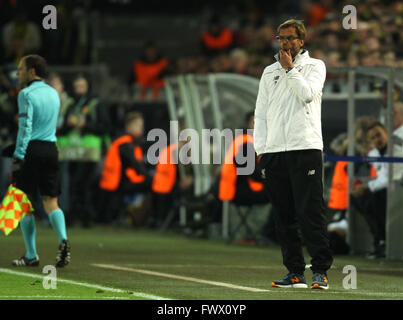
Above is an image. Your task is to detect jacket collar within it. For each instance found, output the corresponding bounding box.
[274,49,308,65]
[394,125,403,136]
[27,79,42,87]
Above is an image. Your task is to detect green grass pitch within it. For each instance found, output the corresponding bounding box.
[1,225,403,300]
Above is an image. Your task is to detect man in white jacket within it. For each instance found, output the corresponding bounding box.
[254,19,333,290]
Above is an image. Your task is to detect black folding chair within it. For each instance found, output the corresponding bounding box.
[228,204,256,242]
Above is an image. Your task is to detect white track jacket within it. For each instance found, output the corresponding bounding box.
[254,50,326,155]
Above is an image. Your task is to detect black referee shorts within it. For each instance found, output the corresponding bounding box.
[16,140,61,197]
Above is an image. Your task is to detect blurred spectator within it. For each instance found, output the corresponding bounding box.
[150,139,194,229]
[255,23,276,54]
[354,116,378,156]
[0,63,19,197]
[327,133,349,254]
[366,36,381,52]
[48,72,74,217]
[217,112,269,206]
[200,15,234,57]
[2,11,42,64]
[98,112,152,225]
[355,21,370,46]
[245,22,276,57]
[47,72,74,130]
[199,112,274,242]
[392,101,403,183]
[57,74,110,227]
[375,82,402,124]
[326,51,342,67]
[346,50,360,67]
[230,49,249,74]
[351,121,388,258]
[176,55,210,74]
[383,50,397,68]
[210,53,233,73]
[311,49,326,61]
[304,0,332,26]
[132,41,169,100]
[361,50,382,67]
[235,9,263,49]
[323,31,340,52]
[236,24,257,52]
[350,103,403,258]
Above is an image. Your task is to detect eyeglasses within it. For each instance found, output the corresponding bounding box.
[276,36,299,41]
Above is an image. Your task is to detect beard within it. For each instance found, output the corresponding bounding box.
[281,46,301,58]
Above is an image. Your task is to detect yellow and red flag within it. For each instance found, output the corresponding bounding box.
[0,185,34,236]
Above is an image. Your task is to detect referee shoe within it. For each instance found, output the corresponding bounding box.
[271,273,308,288]
[56,239,71,268]
[12,255,40,267]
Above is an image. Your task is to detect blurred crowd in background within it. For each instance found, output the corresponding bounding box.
[0,0,402,79]
[167,0,403,78]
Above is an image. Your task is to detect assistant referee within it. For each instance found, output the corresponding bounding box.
[11,54,71,268]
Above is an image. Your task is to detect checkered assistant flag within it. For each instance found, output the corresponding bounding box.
[0,185,34,235]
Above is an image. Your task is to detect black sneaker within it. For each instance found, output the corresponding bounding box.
[367,241,386,259]
[12,255,40,267]
[311,272,329,290]
[272,273,308,288]
[56,239,71,268]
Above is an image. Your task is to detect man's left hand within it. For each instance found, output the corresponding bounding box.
[11,157,24,175]
[351,183,367,197]
[279,50,293,70]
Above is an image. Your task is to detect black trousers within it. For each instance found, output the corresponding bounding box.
[260,150,333,274]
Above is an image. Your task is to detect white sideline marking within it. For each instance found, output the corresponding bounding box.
[0,296,132,300]
[0,268,170,300]
[92,263,270,293]
[92,264,403,299]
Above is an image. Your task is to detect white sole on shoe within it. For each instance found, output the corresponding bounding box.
[272,282,308,288]
[311,283,329,290]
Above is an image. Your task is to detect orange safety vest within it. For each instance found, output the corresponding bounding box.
[133,58,168,89]
[99,135,145,191]
[328,161,348,210]
[218,133,263,201]
[201,28,233,50]
[307,4,330,26]
[369,164,377,179]
[152,144,178,194]
[328,161,378,210]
